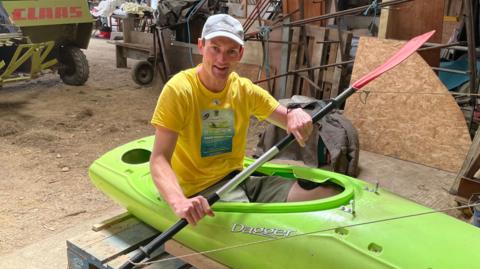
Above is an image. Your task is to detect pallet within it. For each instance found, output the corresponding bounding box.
[67,213,230,269]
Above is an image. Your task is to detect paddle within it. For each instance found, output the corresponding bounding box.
[120,30,435,269]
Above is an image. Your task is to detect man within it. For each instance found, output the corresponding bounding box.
[150,14,337,226]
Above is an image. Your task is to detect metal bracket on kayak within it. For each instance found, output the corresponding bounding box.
[340,199,356,216]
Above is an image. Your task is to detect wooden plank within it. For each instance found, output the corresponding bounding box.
[285,27,301,98]
[321,36,337,100]
[344,37,471,173]
[121,15,136,44]
[69,214,229,269]
[330,30,352,98]
[68,217,159,264]
[109,41,151,52]
[292,26,307,95]
[445,0,463,16]
[302,26,326,97]
[378,0,392,39]
[166,240,230,269]
[290,25,352,99]
[277,22,292,98]
[378,0,444,67]
[283,0,326,26]
[92,211,131,232]
[450,127,480,193]
[130,31,153,47]
[316,28,331,99]
[309,28,326,96]
[115,45,127,68]
[158,29,171,82]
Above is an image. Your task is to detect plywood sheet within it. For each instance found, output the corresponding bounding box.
[378,0,443,67]
[343,37,470,173]
[284,0,326,26]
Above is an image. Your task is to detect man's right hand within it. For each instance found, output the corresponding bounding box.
[171,196,215,226]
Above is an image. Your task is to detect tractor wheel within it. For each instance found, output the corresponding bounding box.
[58,46,89,86]
[132,60,154,86]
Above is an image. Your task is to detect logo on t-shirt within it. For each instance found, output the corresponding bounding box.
[201,109,234,157]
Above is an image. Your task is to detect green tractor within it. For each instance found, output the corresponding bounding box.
[0,0,93,86]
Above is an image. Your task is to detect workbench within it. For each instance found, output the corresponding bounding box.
[66,212,229,269]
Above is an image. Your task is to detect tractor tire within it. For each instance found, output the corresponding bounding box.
[58,46,89,86]
[132,60,154,86]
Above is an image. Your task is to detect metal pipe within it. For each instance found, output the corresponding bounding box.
[254,60,353,84]
[271,8,300,26]
[247,39,299,45]
[464,0,478,133]
[244,9,300,40]
[431,67,470,74]
[418,42,465,51]
[244,0,270,32]
[316,40,340,44]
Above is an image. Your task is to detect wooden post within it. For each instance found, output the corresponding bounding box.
[122,14,136,44]
[451,127,480,194]
[278,18,291,99]
[463,0,478,133]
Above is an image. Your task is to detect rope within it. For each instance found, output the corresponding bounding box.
[259,25,272,90]
[129,202,480,268]
[363,0,379,34]
[353,90,480,104]
[186,0,206,67]
[358,91,480,97]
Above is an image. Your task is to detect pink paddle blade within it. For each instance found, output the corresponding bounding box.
[351,30,435,90]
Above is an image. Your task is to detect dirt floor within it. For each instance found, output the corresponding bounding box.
[0,38,164,255]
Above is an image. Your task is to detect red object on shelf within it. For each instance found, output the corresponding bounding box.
[96,31,111,39]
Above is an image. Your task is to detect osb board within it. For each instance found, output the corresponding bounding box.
[343,37,470,173]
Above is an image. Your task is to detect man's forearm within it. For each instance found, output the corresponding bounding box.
[150,156,186,207]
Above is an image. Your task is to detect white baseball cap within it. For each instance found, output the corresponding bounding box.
[201,14,244,46]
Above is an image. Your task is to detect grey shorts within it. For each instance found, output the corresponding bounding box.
[196,172,295,203]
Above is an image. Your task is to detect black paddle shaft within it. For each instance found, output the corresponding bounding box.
[119,87,356,269]
[119,194,220,269]
[276,87,355,150]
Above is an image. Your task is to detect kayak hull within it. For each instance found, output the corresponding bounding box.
[89,136,480,269]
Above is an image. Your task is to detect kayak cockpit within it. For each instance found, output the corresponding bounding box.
[117,139,355,214]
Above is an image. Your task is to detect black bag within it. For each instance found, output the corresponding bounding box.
[254,95,360,177]
[156,0,200,28]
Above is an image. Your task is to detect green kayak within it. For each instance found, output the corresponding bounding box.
[89,136,479,269]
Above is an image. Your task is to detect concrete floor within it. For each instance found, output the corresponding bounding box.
[357,150,460,214]
[0,150,465,269]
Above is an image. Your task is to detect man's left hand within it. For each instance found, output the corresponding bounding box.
[286,108,313,147]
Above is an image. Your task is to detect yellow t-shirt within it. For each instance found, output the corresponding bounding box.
[151,66,279,197]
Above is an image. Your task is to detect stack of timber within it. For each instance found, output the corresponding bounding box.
[67,213,229,269]
[253,23,352,100]
[451,127,480,207]
[290,25,352,99]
